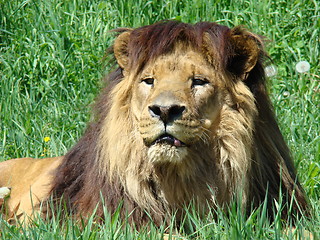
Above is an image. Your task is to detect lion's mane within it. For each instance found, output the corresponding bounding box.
[49,21,308,227]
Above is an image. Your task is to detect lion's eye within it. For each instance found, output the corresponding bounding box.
[192,77,209,87]
[142,78,155,86]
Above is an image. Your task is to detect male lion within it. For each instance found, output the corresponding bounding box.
[0,21,308,227]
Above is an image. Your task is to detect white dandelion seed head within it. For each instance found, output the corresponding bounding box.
[265,65,277,77]
[295,61,310,73]
[0,187,11,198]
[283,91,290,97]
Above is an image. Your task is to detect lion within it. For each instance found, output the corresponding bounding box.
[0,21,309,227]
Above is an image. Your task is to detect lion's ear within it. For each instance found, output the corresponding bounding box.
[113,31,131,69]
[227,28,261,78]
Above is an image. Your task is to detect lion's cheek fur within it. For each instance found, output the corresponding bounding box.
[215,83,258,205]
[97,80,139,177]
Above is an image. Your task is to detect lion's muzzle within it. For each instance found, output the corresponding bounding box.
[148,104,186,125]
[146,104,187,148]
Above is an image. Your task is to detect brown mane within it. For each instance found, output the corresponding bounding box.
[48,21,308,227]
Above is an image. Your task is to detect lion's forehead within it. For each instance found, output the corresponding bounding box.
[141,48,216,82]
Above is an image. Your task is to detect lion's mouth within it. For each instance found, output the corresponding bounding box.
[151,134,186,147]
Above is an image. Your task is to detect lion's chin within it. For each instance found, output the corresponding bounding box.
[147,143,188,164]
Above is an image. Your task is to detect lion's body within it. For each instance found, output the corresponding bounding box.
[0,157,62,221]
[0,21,308,227]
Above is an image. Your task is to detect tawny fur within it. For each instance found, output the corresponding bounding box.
[0,21,308,227]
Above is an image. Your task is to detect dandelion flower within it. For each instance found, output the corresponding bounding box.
[265,65,277,77]
[295,61,310,73]
[283,91,290,97]
[44,137,51,142]
[0,187,11,198]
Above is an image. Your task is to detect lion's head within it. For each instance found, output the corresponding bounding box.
[49,21,308,227]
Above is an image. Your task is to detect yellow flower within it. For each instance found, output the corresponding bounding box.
[44,137,51,142]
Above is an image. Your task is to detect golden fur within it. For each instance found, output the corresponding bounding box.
[0,21,308,227]
[0,157,62,222]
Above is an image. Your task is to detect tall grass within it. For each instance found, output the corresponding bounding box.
[0,196,316,239]
[0,0,319,238]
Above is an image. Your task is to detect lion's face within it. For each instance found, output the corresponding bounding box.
[112,26,260,168]
[130,45,223,163]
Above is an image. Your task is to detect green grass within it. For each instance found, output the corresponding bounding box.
[0,0,319,239]
[0,197,318,239]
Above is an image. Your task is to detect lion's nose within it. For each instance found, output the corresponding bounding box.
[148,105,186,124]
